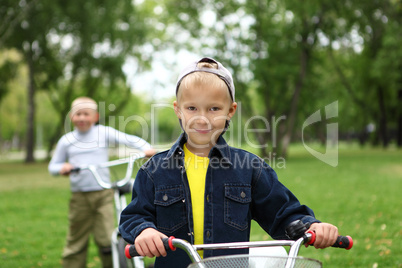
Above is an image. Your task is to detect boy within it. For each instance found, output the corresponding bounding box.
[119,58,339,268]
[48,97,155,268]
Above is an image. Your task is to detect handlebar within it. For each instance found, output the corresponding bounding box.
[286,220,353,250]
[331,235,353,250]
[125,237,177,259]
[124,236,310,260]
[304,230,353,249]
[70,152,146,189]
[124,229,352,261]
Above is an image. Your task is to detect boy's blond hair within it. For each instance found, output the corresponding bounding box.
[70,97,98,115]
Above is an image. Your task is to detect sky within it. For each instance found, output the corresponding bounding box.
[123,50,200,102]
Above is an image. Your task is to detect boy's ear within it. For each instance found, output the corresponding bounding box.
[227,102,237,120]
[173,101,182,119]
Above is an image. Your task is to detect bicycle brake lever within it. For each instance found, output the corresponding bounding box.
[285,220,310,240]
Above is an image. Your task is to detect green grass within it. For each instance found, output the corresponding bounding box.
[251,146,402,267]
[0,162,71,267]
[1,147,401,267]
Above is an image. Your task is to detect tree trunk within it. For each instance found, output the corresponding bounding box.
[25,47,35,163]
[376,85,388,147]
[280,45,309,158]
[397,89,402,147]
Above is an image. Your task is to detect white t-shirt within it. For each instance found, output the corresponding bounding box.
[48,124,151,192]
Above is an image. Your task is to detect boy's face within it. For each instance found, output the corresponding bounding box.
[174,81,237,155]
[70,108,99,132]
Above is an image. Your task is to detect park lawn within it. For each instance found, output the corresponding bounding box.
[250,146,402,267]
[1,146,401,267]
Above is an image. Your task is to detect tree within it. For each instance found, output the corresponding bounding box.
[0,0,161,161]
[0,0,54,162]
[161,0,344,157]
[159,0,402,155]
[324,0,402,147]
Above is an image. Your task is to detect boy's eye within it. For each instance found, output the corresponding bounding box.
[188,106,196,111]
[210,107,220,111]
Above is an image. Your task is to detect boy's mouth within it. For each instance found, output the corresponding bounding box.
[194,129,212,134]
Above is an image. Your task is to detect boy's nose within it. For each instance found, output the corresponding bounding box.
[194,115,209,125]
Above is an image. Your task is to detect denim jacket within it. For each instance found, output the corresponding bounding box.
[119,133,319,268]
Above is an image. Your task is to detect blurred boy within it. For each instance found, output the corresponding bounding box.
[48,97,155,268]
[119,58,338,268]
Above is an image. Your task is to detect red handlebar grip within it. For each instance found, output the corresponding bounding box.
[332,235,353,249]
[307,231,353,250]
[168,236,176,251]
[125,244,132,259]
[345,236,353,250]
[306,230,316,245]
[125,236,176,259]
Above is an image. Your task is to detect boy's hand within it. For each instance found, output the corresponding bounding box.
[307,223,338,249]
[135,228,168,258]
[144,148,157,158]
[60,163,74,176]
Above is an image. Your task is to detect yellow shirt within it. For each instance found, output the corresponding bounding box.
[184,144,209,258]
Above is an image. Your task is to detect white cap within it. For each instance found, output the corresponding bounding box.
[176,57,235,101]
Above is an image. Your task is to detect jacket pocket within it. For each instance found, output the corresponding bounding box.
[154,185,187,233]
[224,184,252,231]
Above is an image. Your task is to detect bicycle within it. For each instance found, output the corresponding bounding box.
[72,152,146,268]
[125,220,353,268]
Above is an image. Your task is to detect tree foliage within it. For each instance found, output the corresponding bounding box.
[0,0,163,160]
[157,0,402,156]
[0,0,401,160]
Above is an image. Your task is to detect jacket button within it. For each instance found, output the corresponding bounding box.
[240,191,246,198]
[163,194,168,201]
[206,195,210,202]
[206,231,211,238]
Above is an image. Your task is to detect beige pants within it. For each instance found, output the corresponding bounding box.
[62,189,114,268]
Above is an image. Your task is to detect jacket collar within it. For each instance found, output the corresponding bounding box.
[165,133,232,165]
